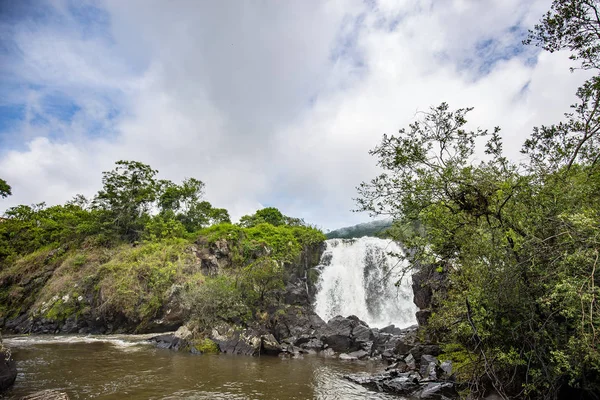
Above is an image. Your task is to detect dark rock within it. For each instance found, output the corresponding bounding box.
[380,324,402,335]
[345,371,421,395]
[270,306,325,342]
[284,281,310,306]
[260,334,281,355]
[417,382,456,399]
[210,324,262,356]
[420,355,438,377]
[416,309,432,326]
[412,269,433,310]
[405,353,416,370]
[0,348,16,393]
[352,324,373,343]
[149,334,182,351]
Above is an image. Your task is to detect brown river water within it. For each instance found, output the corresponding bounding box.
[1,335,404,399]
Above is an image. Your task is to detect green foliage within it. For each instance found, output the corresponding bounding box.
[95,239,194,328]
[0,178,11,198]
[184,275,251,331]
[326,220,393,239]
[358,101,600,398]
[239,207,305,228]
[192,337,219,354]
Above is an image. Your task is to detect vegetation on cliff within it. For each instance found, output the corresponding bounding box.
[357,1,600,398]
[0,162,325,333]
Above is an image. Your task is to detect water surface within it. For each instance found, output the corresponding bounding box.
[2,335,402,399]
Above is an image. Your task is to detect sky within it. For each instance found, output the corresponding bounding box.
[0,0,592,231]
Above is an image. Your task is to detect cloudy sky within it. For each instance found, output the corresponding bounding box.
[0,0,591,230]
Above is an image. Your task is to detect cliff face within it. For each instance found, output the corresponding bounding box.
[0,237,325,335]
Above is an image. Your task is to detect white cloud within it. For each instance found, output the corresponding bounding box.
[0,0,592,229]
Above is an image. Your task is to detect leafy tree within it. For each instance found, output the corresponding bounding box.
[93,160,159,241]
[0,179,11,198]
[239,207,305,228]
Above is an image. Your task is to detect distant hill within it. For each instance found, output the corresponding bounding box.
[326,219,393,239]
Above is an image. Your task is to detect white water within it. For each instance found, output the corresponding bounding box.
[314,237,417,328]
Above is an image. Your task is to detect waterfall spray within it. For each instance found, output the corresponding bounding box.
[314,237,417,328]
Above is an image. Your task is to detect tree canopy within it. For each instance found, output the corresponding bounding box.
[357,1,600,397]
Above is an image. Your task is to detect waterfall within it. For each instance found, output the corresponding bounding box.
[314,237,417,328]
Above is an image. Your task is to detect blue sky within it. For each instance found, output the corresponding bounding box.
[0,0,590,230]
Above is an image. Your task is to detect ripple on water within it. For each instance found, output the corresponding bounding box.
[3,335,405,400]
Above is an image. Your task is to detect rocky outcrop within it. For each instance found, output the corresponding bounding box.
[0,347,17,393]
[412,262,449,328]
[345,353,457,399]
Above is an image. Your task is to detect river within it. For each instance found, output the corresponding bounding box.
[2,335,403,399]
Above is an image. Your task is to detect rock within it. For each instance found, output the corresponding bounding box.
[210,325,262,356]
[284,281,310,306]
[347,350,369,360]
[440,360,452,378]
[174,325,193,341]
[405,353,416,370]
[412,269,433,309]
[21,389,70,399]
[420,355,438,377]
[298,338,323,351]
[321,316,354,352]
[382,372,421,394]
[380,324,402,335]
[417,382,456,399]
[352,324,373,343]
[339,353,358,361]
[270,306,325,342]
[149,334,182,351]
[261,334,281,355]
[416,310,432,326]
[321,348,335,357]
[0,348,16,392]
[345,371,421,395]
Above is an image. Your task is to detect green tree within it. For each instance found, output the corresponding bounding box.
[0,178,11,198]
[93,161,159,241]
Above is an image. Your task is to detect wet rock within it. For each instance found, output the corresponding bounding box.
[149,334,182,351]
[0,348,16,392]
[420,355,438,377]
[405,353,416,370]
[260,334,281,355]
[416,382,456,399]
[347,350,369,360]
[321,348,335,357]
[210,325,262,356]
[380,324,403,335]
[345,371,421,395]
[270,306,325,342]
[20,389,70,399]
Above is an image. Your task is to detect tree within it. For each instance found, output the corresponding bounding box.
[94,160,159,241]
[0,179,11,198]
[357,103,600,398]
[525,0,600,71]
[239,207,305,228]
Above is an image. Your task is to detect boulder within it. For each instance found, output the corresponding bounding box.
[417,382,456,399]
[260,334,282,355]
[270,306,325,342]
[420,354,438,377]
[149,334,182,351]
[321,315,373,353]
[210,325,262,356]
